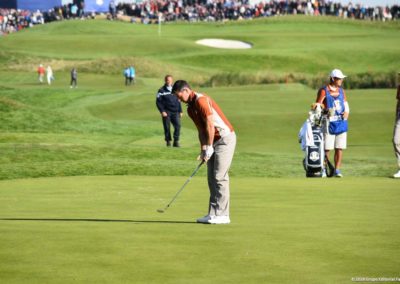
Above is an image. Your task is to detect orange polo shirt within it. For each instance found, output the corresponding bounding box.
[187,92,234,142]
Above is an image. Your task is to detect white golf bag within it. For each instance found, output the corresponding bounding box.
[303,126,325,177]
[299,104,327,178]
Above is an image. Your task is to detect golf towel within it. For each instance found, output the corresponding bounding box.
[299,120,315,151]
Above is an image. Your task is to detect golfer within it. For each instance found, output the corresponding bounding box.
[393,74,400,178]
[172,80,236,224]
[156,75,182,147]
[316,69,350,178]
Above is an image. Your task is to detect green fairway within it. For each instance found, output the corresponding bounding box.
[0,176,399,283]
[0,16,399,283]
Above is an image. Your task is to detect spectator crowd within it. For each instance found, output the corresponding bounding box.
[1,0,399,36]
[0,9,44,34]
[0,1,86,36]
[116,0,400,23]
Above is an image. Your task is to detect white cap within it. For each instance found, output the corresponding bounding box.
[330,69,346,79]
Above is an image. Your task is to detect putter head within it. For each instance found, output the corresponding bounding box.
[157,209,165,213]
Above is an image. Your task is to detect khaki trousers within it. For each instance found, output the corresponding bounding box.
[207,132,236,217]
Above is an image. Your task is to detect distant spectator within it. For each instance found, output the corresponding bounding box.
[156,75,182,147]
[71,4,78,18]
[124,67,130,86]
[129,65,136,85]
[37,64,45,83]
[79,0,85,18]
[70,67,78,88]
[109,0,117,19]
[0,14,4,32]
[46,66,54,85]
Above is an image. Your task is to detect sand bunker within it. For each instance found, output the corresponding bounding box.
[196,39,252,49]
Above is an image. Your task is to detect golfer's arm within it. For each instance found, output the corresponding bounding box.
[197,115,214,150]
[194,124,207,149]
[202,115,215,149]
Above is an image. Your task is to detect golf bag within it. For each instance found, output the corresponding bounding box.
[303,126,325,177]
[299,104,334,178]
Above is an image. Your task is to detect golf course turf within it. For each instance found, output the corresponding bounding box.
[0,16,399,283]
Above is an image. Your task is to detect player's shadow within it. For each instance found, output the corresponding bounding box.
[0,218,196,224]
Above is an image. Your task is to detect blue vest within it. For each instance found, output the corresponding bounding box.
[324,86,348,135]
[324,86,345,121]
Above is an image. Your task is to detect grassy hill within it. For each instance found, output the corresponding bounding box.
[1,16,399,86]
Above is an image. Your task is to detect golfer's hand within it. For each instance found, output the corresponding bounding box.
[198,145,214,162]
[342,112,349,120]
[161,112,168,118]
[180,112,183,118]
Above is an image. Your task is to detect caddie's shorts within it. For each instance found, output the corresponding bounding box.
[325,132,347,150]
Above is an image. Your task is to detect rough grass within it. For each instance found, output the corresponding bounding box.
[0,74,396,180]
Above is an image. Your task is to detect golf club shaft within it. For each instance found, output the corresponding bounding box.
[162,161,204,211]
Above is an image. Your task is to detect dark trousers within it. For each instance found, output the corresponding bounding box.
[162,112,181,142]
[70,78,77,87]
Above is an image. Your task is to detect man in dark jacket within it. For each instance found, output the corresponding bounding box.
[156,75,183,147]
[70,67,77,88]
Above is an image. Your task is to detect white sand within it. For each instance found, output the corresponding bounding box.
[196,39,252,49]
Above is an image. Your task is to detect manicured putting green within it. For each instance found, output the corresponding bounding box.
[0,176,399,283]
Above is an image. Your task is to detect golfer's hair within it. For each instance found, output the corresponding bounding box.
[172,80,191,94]
[165,74,173,81]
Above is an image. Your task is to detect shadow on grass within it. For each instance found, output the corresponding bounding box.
[0,218,196,224]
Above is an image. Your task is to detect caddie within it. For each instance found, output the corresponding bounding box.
[316,69,350,178]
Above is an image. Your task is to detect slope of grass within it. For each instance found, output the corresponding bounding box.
[0,70,396,180]
[1,17,399,84]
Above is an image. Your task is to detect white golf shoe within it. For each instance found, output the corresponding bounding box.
[196,215,213,224]
[393,170,400,178]
[208,215,230,225]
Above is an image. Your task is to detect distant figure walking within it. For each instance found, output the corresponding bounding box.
[70,68,78,88]
[124,67,130,86]
[46,66,54,85]
[129,65,135,85]
[38,64,45,84]
[156,75,182,147]
[393,73,400,178]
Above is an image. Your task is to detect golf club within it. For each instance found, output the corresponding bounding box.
[157,161,204,213]
[325,155,335,177]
